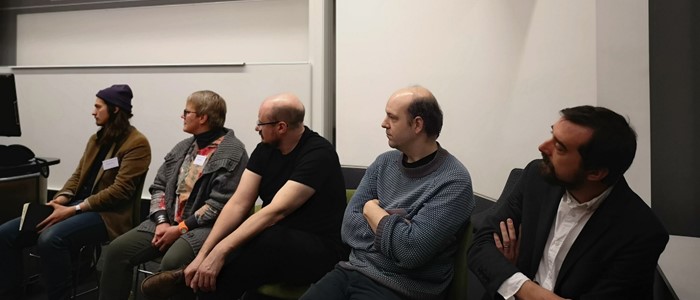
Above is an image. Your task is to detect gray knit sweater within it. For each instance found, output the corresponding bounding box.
[137,128,248,252]
[340,147,474,300]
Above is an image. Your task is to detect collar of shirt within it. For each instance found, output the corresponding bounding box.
[563,185,613,211]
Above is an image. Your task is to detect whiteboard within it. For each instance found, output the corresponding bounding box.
[2,63,311,197]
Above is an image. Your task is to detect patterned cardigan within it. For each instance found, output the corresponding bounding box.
[136,128,248,252]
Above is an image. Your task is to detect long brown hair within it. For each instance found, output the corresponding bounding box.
[97,102,133,146]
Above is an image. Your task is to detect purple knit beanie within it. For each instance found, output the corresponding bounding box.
[96,84,133,113]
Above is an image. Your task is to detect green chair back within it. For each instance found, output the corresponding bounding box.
[446,222,474,300]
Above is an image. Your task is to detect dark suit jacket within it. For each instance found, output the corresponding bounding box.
[468,160,668,300]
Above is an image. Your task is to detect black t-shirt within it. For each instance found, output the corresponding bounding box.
[246,126,346,241]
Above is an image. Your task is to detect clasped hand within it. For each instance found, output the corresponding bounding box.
[151,223,181,252]
[184,248,225,293]
[36,196,75,233]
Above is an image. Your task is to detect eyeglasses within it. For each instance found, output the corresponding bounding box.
[256,121,280,127]
[183,110,197,116]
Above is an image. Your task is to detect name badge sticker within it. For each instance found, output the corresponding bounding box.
[102,157,119,170]
[193,155,207,166]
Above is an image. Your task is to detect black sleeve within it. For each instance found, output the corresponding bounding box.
[467,160,535,298]
[245,142,268,176]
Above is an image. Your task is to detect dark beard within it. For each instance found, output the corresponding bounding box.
[539,154,585,189]
[260,132,280,148]
[265,140,280,148]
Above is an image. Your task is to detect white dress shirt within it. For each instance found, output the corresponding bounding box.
[497,186,613,299]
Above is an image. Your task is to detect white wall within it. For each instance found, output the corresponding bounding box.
[15,0,309,65]
[13,0,335,139]
[336,0,651,203]
[2,0,652,203]
[1,0,323,196]
[595,0,651,203]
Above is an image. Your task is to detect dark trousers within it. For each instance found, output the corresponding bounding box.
[0,205,108,300]
[300,267,404,300]
[98,227,196,300]
[197,225,346,300]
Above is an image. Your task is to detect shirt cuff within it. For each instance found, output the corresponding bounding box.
[497,272,529,300]
[82,198,92,210]
[184,215,199,231]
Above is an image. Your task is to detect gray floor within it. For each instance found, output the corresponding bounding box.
[23,271,101,300]
[22,244,155,300]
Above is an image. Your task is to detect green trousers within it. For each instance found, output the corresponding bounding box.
[98,227,196,300]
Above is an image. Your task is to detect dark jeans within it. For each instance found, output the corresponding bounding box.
[300,267,403,300]
[0,203,108,300]
[197,225,347,300]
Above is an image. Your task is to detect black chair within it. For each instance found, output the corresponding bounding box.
[470,168,523,228]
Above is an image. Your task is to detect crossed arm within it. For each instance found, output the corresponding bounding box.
[345,166,473,269]
[492,218,566,300]
[362,199,388,233]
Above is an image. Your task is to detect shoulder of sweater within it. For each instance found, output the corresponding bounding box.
[212,130,247,160]
[173,136,196,151]
[201,129,247,168]
[375,150,402,162]
[438,153,470,175]
[220,128,246,150]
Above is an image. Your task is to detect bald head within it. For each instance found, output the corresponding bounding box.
[391,86,434,102]
[261,93,305,129]
[392,85,443,139]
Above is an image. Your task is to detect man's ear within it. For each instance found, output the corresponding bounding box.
[113,106,120,114]
[199,114,209,125]
[277,121,289,133]
[586,168,609,182]
[413,116,424,134]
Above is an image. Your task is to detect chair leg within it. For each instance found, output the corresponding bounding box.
[21,247,42,299]
[132,265,140,300]
[69,245,85,299]
[24,244,103,299]
[133,262,159,300]
[70,244,101,299]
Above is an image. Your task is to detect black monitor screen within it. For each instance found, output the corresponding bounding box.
[0,73,21,137]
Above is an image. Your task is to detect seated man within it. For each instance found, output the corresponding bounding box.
[141,93,348,299]
[99,90,248,300]
[468,106,669,300]
[301,86,474,300]
[0,84,151,299]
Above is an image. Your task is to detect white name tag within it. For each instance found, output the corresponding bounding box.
[193,155,207,166]
[102,157,119,170]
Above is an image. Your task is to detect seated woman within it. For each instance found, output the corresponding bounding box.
[98,90,248,300]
